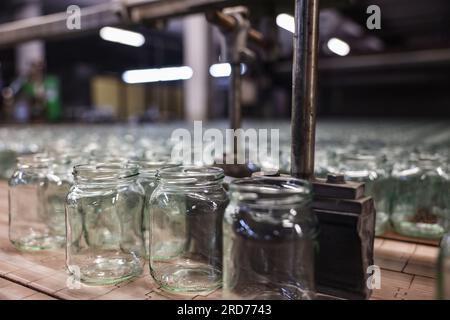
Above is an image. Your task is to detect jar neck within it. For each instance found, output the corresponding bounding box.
[16,154,52,174]
[73,163,139,188]
[74,175,138,189]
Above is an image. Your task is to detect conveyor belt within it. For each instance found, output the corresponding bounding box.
[0,180,439,300]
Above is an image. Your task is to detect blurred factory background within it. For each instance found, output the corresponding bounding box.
[0,0,449,124]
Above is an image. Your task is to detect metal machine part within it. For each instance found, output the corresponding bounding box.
[289,0,375,299]
[291,0,320,181]
[208,7,250,134]
[208,7,267,177]
[313,174,375,300]
[0,0,242,48]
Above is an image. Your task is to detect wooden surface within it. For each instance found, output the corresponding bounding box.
[0,181,438,300]
[379,231,440,247]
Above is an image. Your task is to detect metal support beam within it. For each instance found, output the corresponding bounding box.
[229,62,242,132]
[291,0,320,180]
[0,0,240,48]
[129,0,241,22]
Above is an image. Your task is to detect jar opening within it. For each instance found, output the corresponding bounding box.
[230,177,311,195]
[17,154,52,169]
[129,160,180,177]
[229,177,311,207]
[341,153,377,162]
[73,163,139,182]
[393,154,448,178]
[157,166,224,185]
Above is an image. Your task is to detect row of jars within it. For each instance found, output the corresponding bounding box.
[310,150,450,240]
[8,154,317,299]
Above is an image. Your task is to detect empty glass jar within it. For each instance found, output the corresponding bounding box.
[330,153,391,236]
[391,154,449,239]
[149,166,228,292]
[9,154,66,250]
[131,159,179,258]
[43,154,78,239]
[223,177,318,300]
[65,163,145,285]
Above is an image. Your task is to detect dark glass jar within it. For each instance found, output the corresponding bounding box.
[149,166,228,292]
[223,177,318,300]
[65,163,145,285]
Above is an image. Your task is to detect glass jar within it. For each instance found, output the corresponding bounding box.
[131,159,179,258]
[9,154,66,250]
[391,154,449,239]
[44,154,79,238]
[223,177,318,300]
[65,163,145,285]
[0,148,17,179]
[331,153,391,236]
[149,166,228,292]
[437,232,450,299]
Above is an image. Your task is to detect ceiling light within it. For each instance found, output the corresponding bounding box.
[122,66,193,84]
[99,27,145,47]
[276,13,295,33]
[327,37,350,56]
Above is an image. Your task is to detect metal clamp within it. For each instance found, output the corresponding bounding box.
[206,7,253,152]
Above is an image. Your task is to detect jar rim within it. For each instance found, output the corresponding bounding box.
[340,153,377,161]
[229,176,311,195]
[129,160,180,174]
[73,162,139,181]
[17,153,53,169]
[157,166,224,182]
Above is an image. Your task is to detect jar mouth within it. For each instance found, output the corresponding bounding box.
[393,153,448,178]
[341,169,378,180]
[157,166,224,185]
[340,153,377,162]
[229,177,311,195]
[17,153,53,169]
[129,160,180,176]
[229,177,312,208]
[411,153,442,162]
[73,163,139,182]
[88,155,129,164]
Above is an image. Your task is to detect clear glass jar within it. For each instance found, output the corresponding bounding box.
[391,154,449,239]
[223,177,318,300]
[44,154,78,238]
[149,166,228,293]
[437,232,450,299]
[0,148,17,179]
[9,154,66,250]
[65,163,145,285]
[331,153,391,236]
[131,159,179,258]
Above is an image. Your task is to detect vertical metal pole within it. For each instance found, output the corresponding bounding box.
[229,62,242,132]
[291,0,320,180]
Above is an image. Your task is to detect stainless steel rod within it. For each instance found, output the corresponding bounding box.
[230,62,242,155]
[291,0,320,180]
